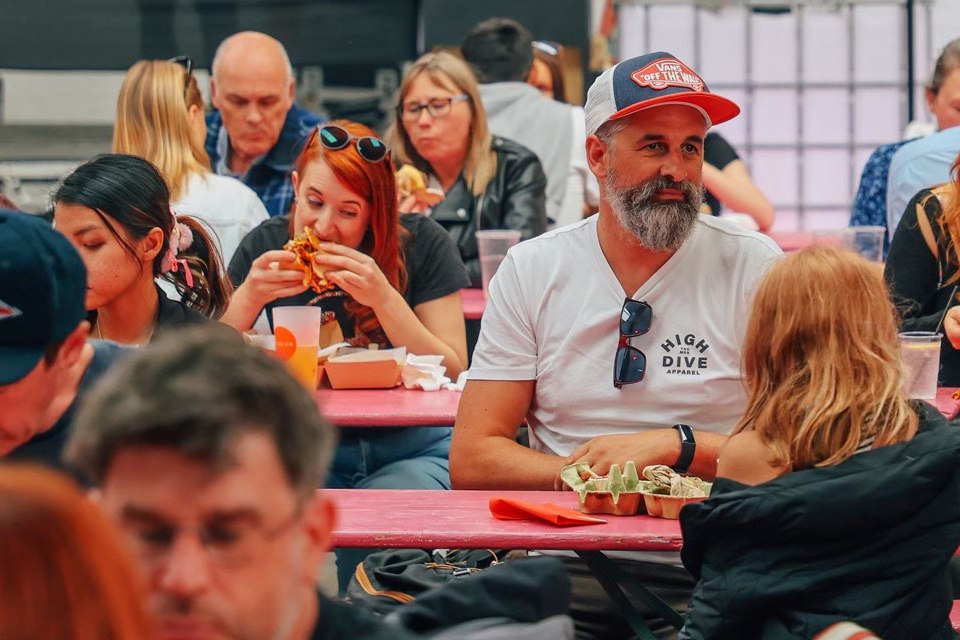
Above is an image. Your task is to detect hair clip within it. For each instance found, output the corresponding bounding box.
[169,257,194,288]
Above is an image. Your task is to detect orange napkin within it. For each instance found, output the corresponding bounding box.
[489,497,607,526]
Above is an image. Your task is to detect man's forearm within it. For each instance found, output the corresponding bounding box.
[450,434,567,490]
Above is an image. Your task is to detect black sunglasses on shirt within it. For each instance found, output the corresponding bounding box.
[614,298,652,389]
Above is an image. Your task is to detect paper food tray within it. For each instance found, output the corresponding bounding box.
[324,347,406,389]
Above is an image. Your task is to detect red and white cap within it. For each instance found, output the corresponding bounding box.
[584,51,740,136]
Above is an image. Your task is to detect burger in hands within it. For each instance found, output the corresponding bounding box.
[283,227,336,294]
[396,164,444,210]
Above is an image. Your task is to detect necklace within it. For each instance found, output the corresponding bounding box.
[94,318,155,346]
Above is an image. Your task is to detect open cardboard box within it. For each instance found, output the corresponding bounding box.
[323,346,406,389]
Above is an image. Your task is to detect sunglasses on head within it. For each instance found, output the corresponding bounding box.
[317,124,389,164]
[614,298,652,389]
[168,55,193,99]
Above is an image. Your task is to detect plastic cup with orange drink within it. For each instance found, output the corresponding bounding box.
[272,306,322,388]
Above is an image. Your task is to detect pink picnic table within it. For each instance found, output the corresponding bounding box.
[461,287,485,320]
[329,488,686,635]
[935,387,960,420]
[329,489,682,551]
[315,388,461,427]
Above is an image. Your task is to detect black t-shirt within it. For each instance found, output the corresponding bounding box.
[7,340,128,471]
[154,285,212,328]
[311,593,417,640]
[229,213,470,347]
[703,132,741,216]
[87,285,210,338]
[885,187,960,386]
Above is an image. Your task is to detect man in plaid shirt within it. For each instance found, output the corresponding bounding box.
[205,31,323,217]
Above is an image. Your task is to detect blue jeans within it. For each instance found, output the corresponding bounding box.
[327,426,451,592]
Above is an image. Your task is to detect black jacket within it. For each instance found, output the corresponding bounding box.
[427,137,547,287]
[885,188,960,385]
[679,403,960,640]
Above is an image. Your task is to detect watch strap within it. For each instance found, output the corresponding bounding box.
[672,424,696,474]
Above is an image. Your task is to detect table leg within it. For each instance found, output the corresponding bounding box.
[576,550,685,638]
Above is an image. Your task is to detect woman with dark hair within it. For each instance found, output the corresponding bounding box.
[54,154,232,345]
[224,118,470,591]
[528,40,567,103]
[0,464,155,640]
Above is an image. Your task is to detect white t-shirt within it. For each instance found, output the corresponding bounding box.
[470,214,782,456]
[173,173,269,264]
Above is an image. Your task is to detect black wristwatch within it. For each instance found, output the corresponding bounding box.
[672,424,696,474]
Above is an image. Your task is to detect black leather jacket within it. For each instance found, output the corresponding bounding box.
[426,137,547,287]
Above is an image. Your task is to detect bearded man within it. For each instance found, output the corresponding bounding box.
[450,52,781,640]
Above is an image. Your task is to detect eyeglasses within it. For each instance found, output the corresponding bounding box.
[317,124,389,163]
[121,507,302,569]
[168,55,193,99]
[397,95,470,122]
[614,298,652,389]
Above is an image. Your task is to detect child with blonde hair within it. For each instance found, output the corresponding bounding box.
[680,246,960,640]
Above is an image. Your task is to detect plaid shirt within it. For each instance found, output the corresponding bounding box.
[205,103,323,217]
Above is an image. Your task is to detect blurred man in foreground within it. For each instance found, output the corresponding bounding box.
[0,209,125,469]
[66,326,413,640]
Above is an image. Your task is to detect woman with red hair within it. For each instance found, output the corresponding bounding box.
[224,119,468,374]
[223,119,470,591]
[0,464,155,640]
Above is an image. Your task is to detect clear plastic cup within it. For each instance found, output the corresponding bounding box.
[476,230,521,299]
[813,227,885,262]
[840,226,885,262]
[272,306,322,388]
[898,331,942,400]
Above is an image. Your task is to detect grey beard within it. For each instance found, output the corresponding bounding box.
[606,174,703,251]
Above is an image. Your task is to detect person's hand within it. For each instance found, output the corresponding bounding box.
[563,430,676,477]
[398,194,431,215]
[315,242,396,309]
[398,188,444,216]
[238,249,309,308]
[944,305,960,349]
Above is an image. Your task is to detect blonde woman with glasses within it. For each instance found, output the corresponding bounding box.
[113,58,268,263]
[678,246,960,640]
[386,51,547,287]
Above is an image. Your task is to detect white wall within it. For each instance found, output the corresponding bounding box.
[617,0,958,231]
[2,0,957,228]
[0,69,210,125]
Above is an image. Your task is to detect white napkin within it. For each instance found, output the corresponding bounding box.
[402,354,450,391]
[442,370,469,392]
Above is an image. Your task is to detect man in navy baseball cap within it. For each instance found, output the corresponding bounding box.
[583,51,740,136]
[0,209,126,468]
[451,52,781,638]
